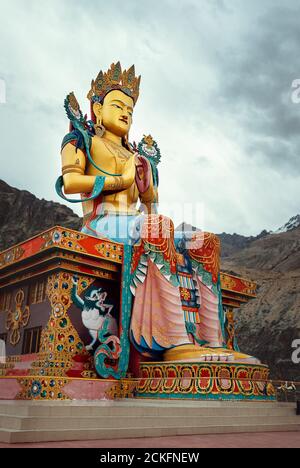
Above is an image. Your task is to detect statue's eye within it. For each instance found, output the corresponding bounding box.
[112,104,122,110]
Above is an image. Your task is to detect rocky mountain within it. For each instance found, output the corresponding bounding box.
[221,225,300,383]
[222,226,300,272]
[0,180,299,382]
[0,180,81,251]
[273,214,300,235]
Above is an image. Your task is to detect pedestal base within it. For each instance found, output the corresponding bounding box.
[0,355,276,401]
[137,361,276,401]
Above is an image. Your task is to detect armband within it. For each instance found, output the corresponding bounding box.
[55,175,105,203]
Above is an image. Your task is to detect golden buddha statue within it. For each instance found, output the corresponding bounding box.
[58,62,257,367]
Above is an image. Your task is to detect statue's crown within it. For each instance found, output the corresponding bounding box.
[87,62,141,106]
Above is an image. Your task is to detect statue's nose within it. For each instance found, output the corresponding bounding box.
[120,114,129,123]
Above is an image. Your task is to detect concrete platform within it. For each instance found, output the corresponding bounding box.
[0,399,299,444]
[1,432,300,448]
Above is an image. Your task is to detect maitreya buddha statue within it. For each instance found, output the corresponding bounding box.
[57,62,256,366]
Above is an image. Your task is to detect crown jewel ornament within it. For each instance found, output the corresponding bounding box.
[87,62,141,105]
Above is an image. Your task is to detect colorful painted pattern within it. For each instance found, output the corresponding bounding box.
[41,273,92,355]
[220,273,257,298]
[137,362,276,401]
[189,232,221,284]
[35,272,98,380]
[177,259,200,325]
[5,289,30,346]
[16,376,69,400]
[131,215,177,277]
[0,375,131,401]
[0,227,124,271]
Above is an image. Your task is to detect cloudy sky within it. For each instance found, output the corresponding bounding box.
[0,0,299,235]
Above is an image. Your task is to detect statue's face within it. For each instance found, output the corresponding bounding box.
[95,89,134,138]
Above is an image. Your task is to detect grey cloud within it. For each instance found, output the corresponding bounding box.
[245,138,300,176]
[213,2,300,173]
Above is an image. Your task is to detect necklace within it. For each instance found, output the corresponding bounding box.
[102,138,132,162]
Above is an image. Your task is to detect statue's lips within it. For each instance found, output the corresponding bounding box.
[119,118,128,124]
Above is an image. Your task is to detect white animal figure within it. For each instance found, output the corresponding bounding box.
[72,277,118,351]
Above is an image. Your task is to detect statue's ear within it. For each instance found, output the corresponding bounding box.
[93,102,103,120]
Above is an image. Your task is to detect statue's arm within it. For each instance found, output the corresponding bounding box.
[61,143,94,194]
[61,143,135,195]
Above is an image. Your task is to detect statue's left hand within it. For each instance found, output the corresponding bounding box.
[135,155,151,194]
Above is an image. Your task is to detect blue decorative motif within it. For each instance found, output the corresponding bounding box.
[185,322,209,346]
[30,380,42,397]
[55,174,106,204]
[217,274,226,346]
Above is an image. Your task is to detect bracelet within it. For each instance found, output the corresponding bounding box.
[62,164,84,176]
[106,176,124,191]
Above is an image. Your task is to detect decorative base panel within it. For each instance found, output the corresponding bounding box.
[137,362,276,401]
[0,376,137,401]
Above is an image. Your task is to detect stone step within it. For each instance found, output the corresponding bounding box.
[0,400,298,443]
[1,422,300,444]
[0,398,290,407]
[0,399,293,408]
[0,402,295,418]
[0,414,299,431]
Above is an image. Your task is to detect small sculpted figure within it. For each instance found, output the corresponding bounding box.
[71,277,118,350]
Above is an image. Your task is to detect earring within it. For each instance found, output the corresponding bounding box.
[95,117,105,138]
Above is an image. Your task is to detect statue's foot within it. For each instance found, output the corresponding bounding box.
[226,349,260,365]
[163,345,260,364]
[163,345,234,362]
